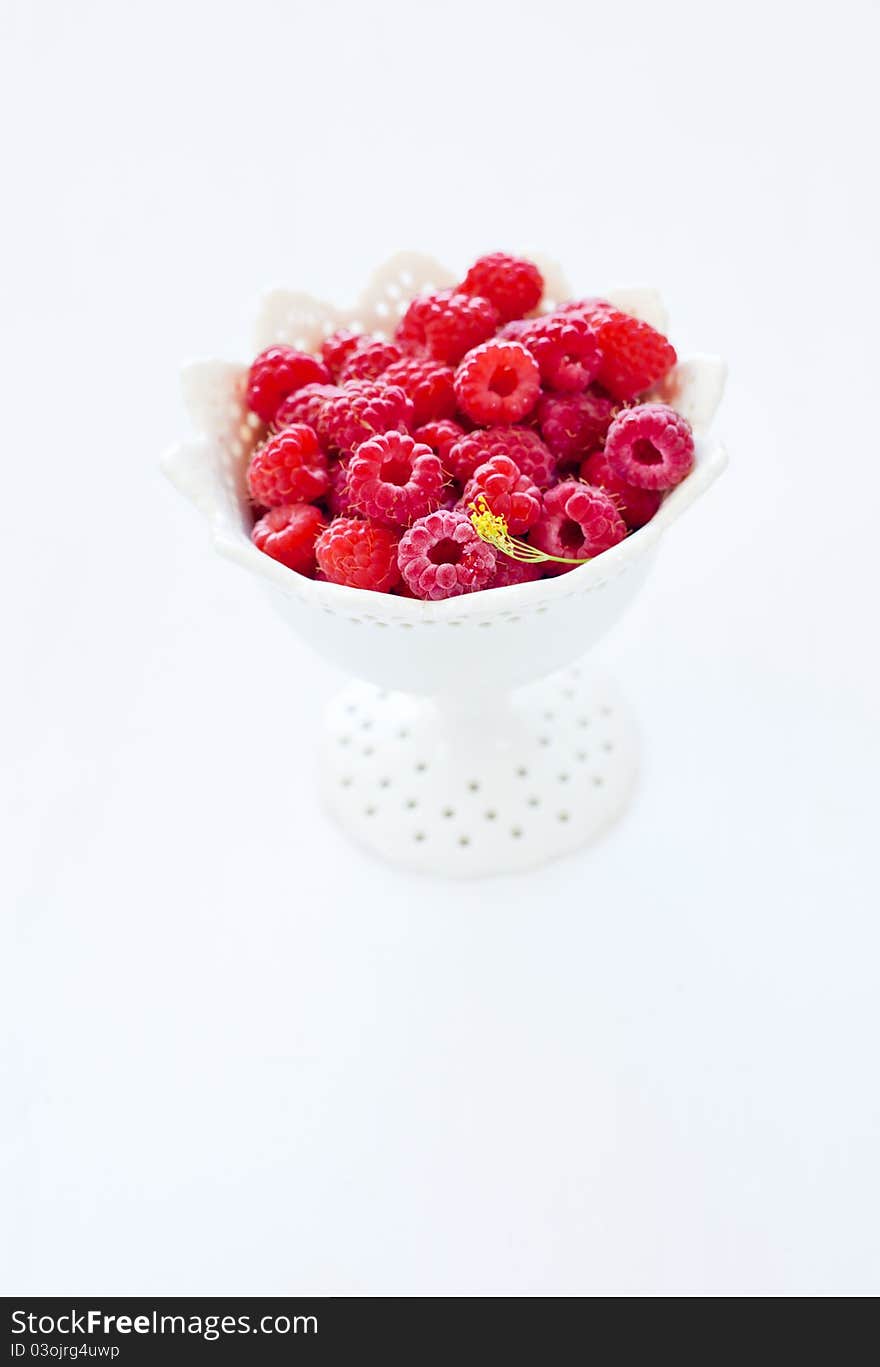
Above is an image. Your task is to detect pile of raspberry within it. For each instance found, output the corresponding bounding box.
[245,252,694,600]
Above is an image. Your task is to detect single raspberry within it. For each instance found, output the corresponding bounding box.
[412,419,466,463]
[518,314,602,392]
[604,402,694,490]
[381,357,457,425]
[459,252,543,323]
[327,459,357,518]
[564,301,676,400]
[462,456,541,535]
[321,381,414,456]
[245,346,331,423]
[274,382,339,436]
[537,388,618,461]
[497,318,535,342]
[454,340,541,425]
[447,426,556,489]
[398,510,496,601]
[246,424,330,507]
[580,449,662,530]
[491,555,544,589]
[395,290,498,365]
[315,517,401,593]
[320,330,366,379]
[347,430,444,528]
[531,481,627,570]
[251,503,327,575]
[339,338,403,383]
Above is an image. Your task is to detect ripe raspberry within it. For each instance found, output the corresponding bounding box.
[274,382,339,436]
[565,301,676,400]
[447,426,556,489]
[412,419,466,463]
[518,314,602,392]
[246,424,330,507]
[454,340,541,425]
[382,357,457,425]
[320,330,366,379]
[246,346,331,422]
[531,481,627,570]
[537,388,618,461]
[491,555,544,589]
[327,459,357,518]
[315,517,401,593]
[339,338,403,383]
[251,503,326,575]
[580,449,662,530]
[395,290,498,365]
[347,431,444,528]
[459,252,543,323]
[398,510,496,601]
[604,402,694,490]
[321,381,414,457]
[462,456,541,535]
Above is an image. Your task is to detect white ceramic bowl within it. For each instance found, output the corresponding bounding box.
[163,253,726,876]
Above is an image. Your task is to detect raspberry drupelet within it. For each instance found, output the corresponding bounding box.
[251,503,327,575]
[562,301,677,400]
[412,419,466,464]
[320,330,366,379]
[246,346,332,423]
[347,431,445,528]
[453,340,541,425]
[274,382,339,437]
[459,252,544,323]
[398,510,496,601]
[321,380,414,457]
[531,481,627,571]
[246,424,330,507]
[395,290,498,365]
[490,556,545,589]
[315,518,401,592]
[579,450,662,530]
[462,456,542,535]
[604,402,694,490]
[339,338,403,383]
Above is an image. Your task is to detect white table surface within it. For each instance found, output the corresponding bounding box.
[2,0,879,1296]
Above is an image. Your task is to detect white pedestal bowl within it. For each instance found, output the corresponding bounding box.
[163,253,726,877]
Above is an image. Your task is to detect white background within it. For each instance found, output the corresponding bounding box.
[2,0,879,1297]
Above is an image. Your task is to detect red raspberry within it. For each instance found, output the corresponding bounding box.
[412,419,466,464]
[246,346,331,423]
[398,510,496,601]
[251,503,326,575]
[321,381,414,456]
[447,426,555,489]
[274,382,339,436]
[315,517,401,593]
[327,459,357,518]
[462,456,541,535]
[580,449,662,530]
[565,301,676,400]
[491,555,544,588]
[347,431,444,528]
[339,338,403,383]
[454,340,541,425]
[381,357,457,425]
[459,252,543,323]
[395,290,498,365]
[604,402,694,491]
[320,330,366,379]
[531,481,627,570]
[246,424,330,507]
[537,388,618,461]
[518,314,602,392]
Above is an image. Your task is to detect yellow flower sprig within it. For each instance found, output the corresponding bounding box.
[468,495,593,566]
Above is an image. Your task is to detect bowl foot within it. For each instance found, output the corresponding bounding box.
[320,666,638,877]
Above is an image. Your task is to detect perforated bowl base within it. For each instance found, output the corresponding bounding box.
[320,667,638,877]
